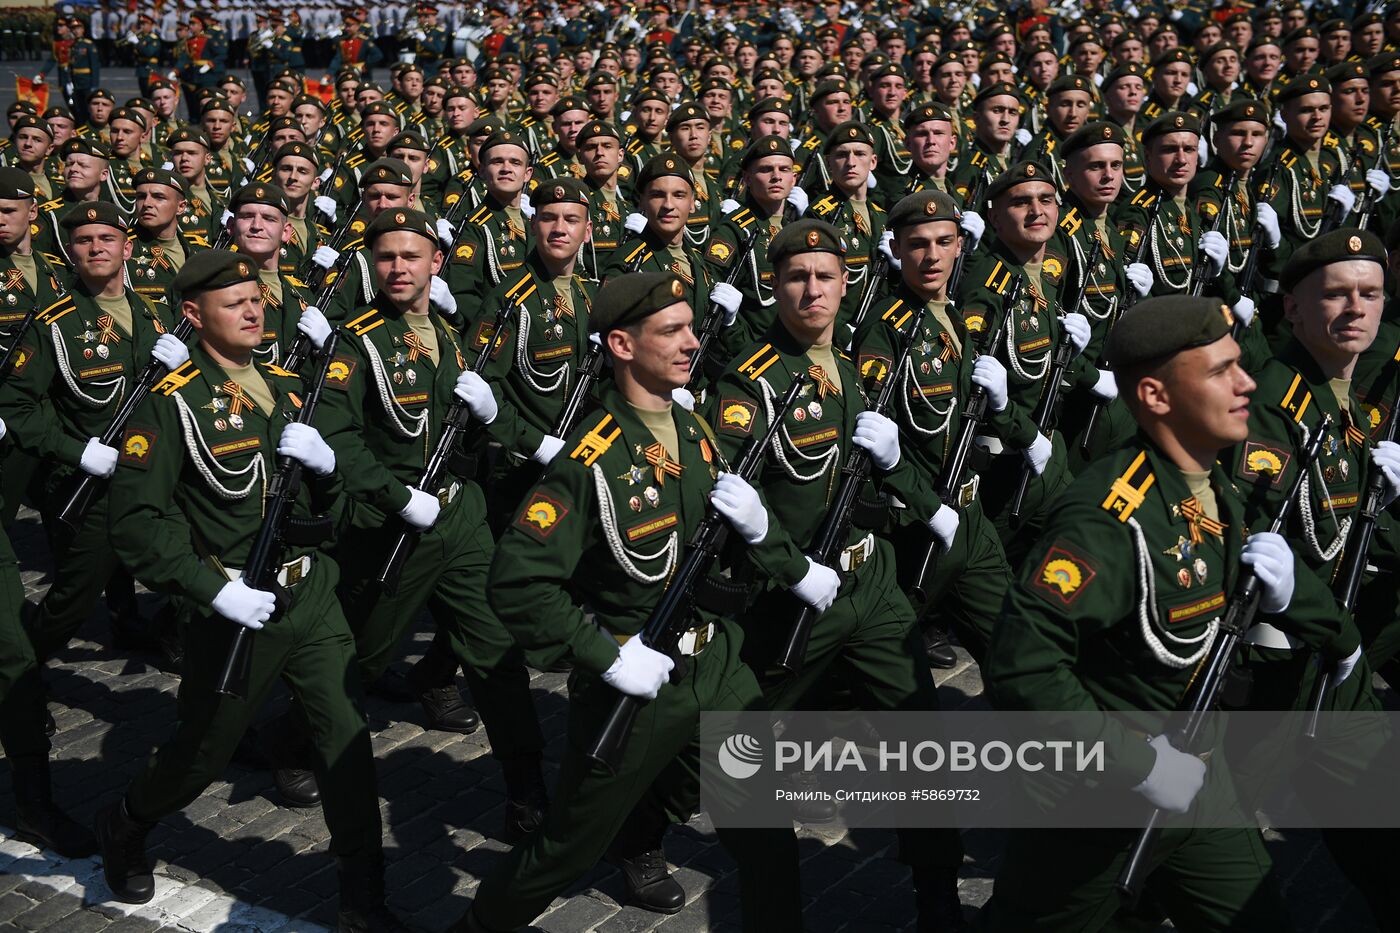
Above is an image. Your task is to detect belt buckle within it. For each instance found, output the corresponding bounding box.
[691,623,711,655]
[283,558,304,587]
[437,486,450,508]
[846,540,867,571]
[959,475,979,508]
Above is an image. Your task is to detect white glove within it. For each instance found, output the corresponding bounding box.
[1231,296,1255,328]
[1240,531,1295,614]
[327,26,342,38]
[452,369,498,424]
[926,503,959,554]
[312,245,340,269]
[959,210,985,248]
[711,282,743,325]
[971,355,1008,412]
[319,166,335,184]
[865,173,877,190]
[1089,369,1117,401]
[429,275,456,315]
[671,386,696,410]
[32,74,42,85]
[624,211,647,234]
[1023,433,1052,476]
[853,410,900,470]
[313,195,338,221]
[1371,440,1400,508]
[1367,168,1391,199]
[1169,7,1183,20]
[277,422,336,476]
[519,193,534,219]
[436,217,455,243]
[199,64,211,74]
[1093,72,1104,87]
[161,160,174,170]
[710,472,768,544]
[211,578,276,630]
[242,157,255,173]
[1014,128,1033,149]
[398,485,442,530]
[1061,312,1091,356]
[1186,81,1199,97]
[1255,202,1280,249]
[878,230,901,270]
[127,32,140,44]
[151,332,189,370]
[1197,135,1209,167]
[1327,184,1356,216]
[221,209,234,227]
[720,197,740,215]
[1133,734,1205,814]
[1333,645,1363,687]
[296,304,332,351]
[80,438,118,478]
[0,416,6,441]
[531,434,565,465]
[791,557,840,612]
[1198,230,1228,276]
[786,187,808,216]
[1126,262,1153,297]
[602,636,675,699]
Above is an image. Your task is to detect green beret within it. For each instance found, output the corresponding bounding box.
[1326,61,1368,86]
[268,79,300,96]
[366,207,440,247]
[1151,47,1194,69]
[478,129,530,160]
[60,137,110,161]
[591,272,688,333]
[1282,25,1319,46]
[973,81,1023,108]
[903,102,955,132]
[42,106,74,122]
[741,134,794,169]
[87,89,115,104]
[699,77,732,96]
[1276,74,1331,105]
[986,160,1055,201]
[172,249,259,299]
[869,63,902,83]
[1048,74,1094,97]
[1106,295,1236,370]
[6,101,36,117]
[165,126,211,149]
[768,219,847,268]
[1142,111,1202,144]
[292,93,328,113]
[1368,51,1400,77]
[1281,227,1387,293]
[388,130,429,152]
[635,152,694,191]
[1355,11,1385,29]
[11,115,51,139]
[523,70,560,89]
[1319,17,1349,35]
[810,78,851,104]
[228,182,291,215]
[60,200,125,234]
[530,178,591,209]
[575,120,621,146]
[630,88,670,108]
[466,117,506,138]
[133,167,188,196]
[1209,98,1270,127]
[1067,32,1102,51]
[0,167,37,200]
[274,141,320,166]
[1061,121,1127,160]
[584,71,618,89]
[823,121,876,154]
[1246,35,1282,53]
[360,101,400,121]
[887,190,962,230]
[109,107,146,130]
[200,95,236,116]
[666,101,709,132]
[747,96,793,122]
[1103,62,1149,90]
[551,95,591,118]
[266,116,300,135]
[359,157,415,188]
[221,74,248,90]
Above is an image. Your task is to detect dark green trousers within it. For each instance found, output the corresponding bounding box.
[471,624,802,931]
[29,478,124,659]
[0,527,46,759]
[335,484,543,762]
[976,431,1074,567]
[124,557,381,859]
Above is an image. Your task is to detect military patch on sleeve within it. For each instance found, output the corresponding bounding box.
[1029,542,1097,607]
[858,354,892,385]
[455,242,477,263]
[516,492,570,541]
[118,427,157,469]
[1239,441,1290,486]
[325,356,356,390]
[1042,253,1065,281]
[719,398,757,434]
[707,239,733,264]
[7,343,34,375]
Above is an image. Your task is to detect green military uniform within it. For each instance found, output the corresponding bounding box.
[127,224,207,312]
[603,228,712,317]
[447,190,534,307]
[806,184,887,342]
[32,190,97,271]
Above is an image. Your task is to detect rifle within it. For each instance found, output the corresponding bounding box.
[1319,136,1367,236]
[0,305,41,387]
[585,374,810,774]
[1233,129,1286,329]
[1080,191,1164,458]
[1009,236,1102,520]
[304,191,368,292]
[1351,124,1391,232]
[1116,415,1332,899]
[376,302,511,593]
[214,329,343,699]
[910,280,1020,599]
[57,318,196,529]
[1188,171,1237,297]
[776,301,931,674]
[552,335,604,438]
[851,249,889,332]
[687,222,763,387]
[1303,404,1400,738]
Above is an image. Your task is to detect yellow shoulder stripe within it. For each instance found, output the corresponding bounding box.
[737,343,779,381]
[570,413,620,466]
[1100,450,1156,523]
[345,309,384,336]
[154,361,199,395]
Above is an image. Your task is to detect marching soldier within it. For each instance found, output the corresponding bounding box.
[127,167,207,310]
[574,119,632,280]
[447,130,536,308]
[271,141,333,278]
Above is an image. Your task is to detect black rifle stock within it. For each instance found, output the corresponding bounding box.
[585,375,810,773]
[0,304,41,387]
[1116,416,1332,899]
[1233,128,1286,328]
[1188,170,1237,297]
[688,222,763,386]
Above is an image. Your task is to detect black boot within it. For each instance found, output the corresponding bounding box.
[922,625,959,670]
[606,848,685,914]
[499,757,548,844]
[408,643,480,734]
[336,851,411,932]
[275,768,322,808]
[12,756,97,858]
[94,798,156,903]
[914,867,967,933]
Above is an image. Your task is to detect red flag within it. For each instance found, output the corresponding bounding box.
[16,77,49,112]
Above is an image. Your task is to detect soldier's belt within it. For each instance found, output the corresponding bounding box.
[1242,621,1301,651]
[839,533,875,573]
[957,475,980,508]
[612,621,715,657]
[222,554,313,589]
[437,480,461,509]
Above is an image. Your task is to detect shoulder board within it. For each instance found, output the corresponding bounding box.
[260,362,297,378]
[1278,150,1298,169]
[1280,372,1313,423]
[1323,132,1340,149]
[1099,449,1156,523]
[286,274,307,288]
[154,361,199,395]
[1059,206,1081,236]
[569,412,621,466]
[880,299,912,331]
[36,292,76,324]
[1129,188,1156,208]
[469,205,492,225]
[626,140,646,154]
[345,308,385,337]
[183,231,210,247]
[812,196,839,215]
[624,241,649,263]
[539,151,560,166]
[969,150,988,168]
[982,260,1012,295]
[736,342,780,381]
[731,207,754,225]
[39,197,63,212]
[346,152,366,168]
[504,269,537,302]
